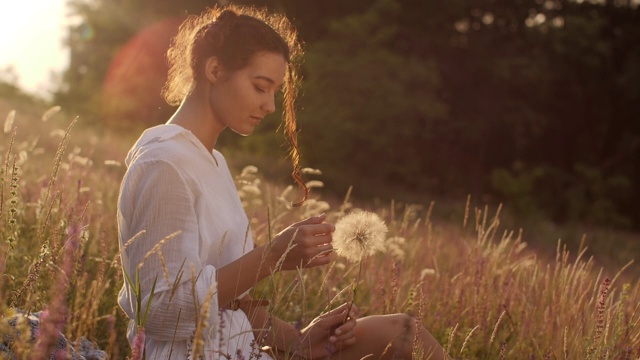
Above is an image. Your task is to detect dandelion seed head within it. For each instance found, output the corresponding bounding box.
[333,210,387,262]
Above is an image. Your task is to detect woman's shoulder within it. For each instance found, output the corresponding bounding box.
[125,124,202,167]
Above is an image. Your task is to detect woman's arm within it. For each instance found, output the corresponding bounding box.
[215,214,335,307]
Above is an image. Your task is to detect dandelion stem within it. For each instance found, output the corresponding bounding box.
[344,259,363,323]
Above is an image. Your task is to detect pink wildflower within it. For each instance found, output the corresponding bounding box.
[132,326,146,360]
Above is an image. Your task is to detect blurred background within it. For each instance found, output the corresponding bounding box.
[1,0,639,232]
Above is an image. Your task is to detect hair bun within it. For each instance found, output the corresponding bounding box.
[217,9,239,24]
[203,9,239,49]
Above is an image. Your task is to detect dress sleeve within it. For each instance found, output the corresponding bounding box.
[118,159,218,341]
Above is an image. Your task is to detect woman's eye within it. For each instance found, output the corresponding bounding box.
[254,85,266,93]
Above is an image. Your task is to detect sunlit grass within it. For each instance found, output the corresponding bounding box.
[0,100,639,359]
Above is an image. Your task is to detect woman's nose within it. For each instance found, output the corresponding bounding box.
[262,95,276,115]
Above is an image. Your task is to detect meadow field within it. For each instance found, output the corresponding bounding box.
[1,98,639,359]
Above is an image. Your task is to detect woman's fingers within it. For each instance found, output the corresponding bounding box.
[290,213,327,227]
[306,232,333,245]
[294,224,335,242]
[280,223,334,250]
[319,305,358,332]
[329,319,357,352]
[329,319,356,345]
[330,334,357,346]
[281,224,334,267]
[289,213,334,239]
[306,243,333,258]
[335,315,357,335]
[270,215,337,271]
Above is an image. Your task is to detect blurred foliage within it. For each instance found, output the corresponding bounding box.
[54,0,215,126]
[0,67,41,104]
[491,162,632,227]
[55,0,640,229]
[299,0,447,193]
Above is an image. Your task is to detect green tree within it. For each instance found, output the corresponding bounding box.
[299,0,447,195]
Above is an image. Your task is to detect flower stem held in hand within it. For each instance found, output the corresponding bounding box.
[345,259,363,323]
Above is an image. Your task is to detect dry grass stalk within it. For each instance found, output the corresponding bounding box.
[40,116,78,214]
[459,325,479,356]
[490,311,506,344]
[192,284,217,358]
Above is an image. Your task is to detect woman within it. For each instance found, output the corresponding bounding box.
[117,5,446,359]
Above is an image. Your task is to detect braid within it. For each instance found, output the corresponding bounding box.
[283,63,308,207]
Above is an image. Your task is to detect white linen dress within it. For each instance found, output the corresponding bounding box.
[117,124,271,359]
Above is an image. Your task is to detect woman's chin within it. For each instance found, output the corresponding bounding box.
[231,127,254,137]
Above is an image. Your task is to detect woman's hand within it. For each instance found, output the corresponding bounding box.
[268,214,334,271]
[296,303,358,359]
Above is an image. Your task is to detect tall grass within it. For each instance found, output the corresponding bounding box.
[0,102,128,358]
[1,102,639,359]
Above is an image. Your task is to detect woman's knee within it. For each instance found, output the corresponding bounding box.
[378,313,420,335]
[348,313,445,360]
[383,313,447,360]
[355,313,418,354]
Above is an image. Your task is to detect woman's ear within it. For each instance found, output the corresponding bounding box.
[204,56,224,83]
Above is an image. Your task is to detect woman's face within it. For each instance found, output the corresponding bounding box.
[209,51,287,136]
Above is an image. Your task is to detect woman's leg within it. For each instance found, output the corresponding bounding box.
[329,313,447,360]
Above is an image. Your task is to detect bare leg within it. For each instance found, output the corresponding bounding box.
[328,313,448,360]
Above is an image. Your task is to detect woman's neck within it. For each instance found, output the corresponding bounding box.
[167,90,225,151]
